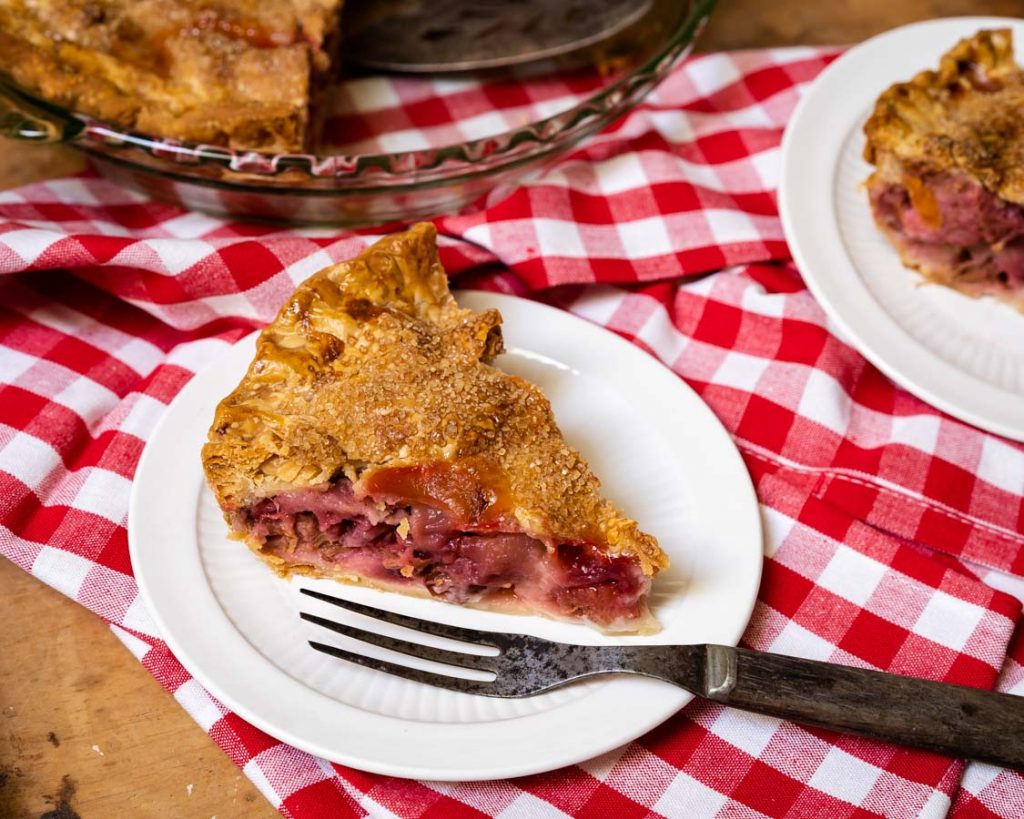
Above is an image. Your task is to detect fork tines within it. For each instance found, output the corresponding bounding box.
[299,588,516,696]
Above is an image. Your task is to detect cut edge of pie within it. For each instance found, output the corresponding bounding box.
[863,28,1024,312]
[202,223,669,634]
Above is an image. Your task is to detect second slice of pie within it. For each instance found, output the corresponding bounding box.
[202,223,668,633]
[864,29,1024,311]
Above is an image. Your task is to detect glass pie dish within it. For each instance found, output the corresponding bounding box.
[0,0,714,227]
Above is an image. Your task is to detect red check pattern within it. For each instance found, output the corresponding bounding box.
[321,67,621,155]
[1,47,1023,818]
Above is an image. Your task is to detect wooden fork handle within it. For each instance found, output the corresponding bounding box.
[696,646,1024,769]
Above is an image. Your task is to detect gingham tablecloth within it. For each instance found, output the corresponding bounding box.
[2,47,1024,818]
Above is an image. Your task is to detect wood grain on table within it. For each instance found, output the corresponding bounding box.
[2,1,1022,816]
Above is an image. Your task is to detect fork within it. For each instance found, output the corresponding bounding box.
[299,588,1024,769]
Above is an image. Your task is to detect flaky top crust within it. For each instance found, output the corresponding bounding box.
[863,29,1024,205]
[0,0,343,152]
[202,223,667,575]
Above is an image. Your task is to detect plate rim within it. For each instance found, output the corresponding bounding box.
[128,291,763,780]
[779,15,1024,443]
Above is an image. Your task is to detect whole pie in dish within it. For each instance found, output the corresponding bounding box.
[864,28,1024,312]
[202,223,668,633]
[0,0,343,152]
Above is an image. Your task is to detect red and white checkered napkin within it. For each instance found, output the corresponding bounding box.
[1,47,1023,818]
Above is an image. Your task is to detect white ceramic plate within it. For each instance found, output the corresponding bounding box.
[129,292,762,781]
[779,17,1024,442]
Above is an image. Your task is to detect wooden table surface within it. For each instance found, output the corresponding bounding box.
[2,2,1022,816]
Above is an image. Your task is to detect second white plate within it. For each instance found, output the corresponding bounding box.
[780,17,1024,442]
[129,291,763,781]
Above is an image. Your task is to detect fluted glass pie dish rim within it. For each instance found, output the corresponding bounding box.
[0,0,715,222]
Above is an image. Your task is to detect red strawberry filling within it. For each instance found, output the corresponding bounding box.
[867,170,1024,293]
[233,478,653,631]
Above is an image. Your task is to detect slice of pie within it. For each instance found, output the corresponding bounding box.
[202,223,668,633]
[864,28,1024,311]
[0,0,344,152]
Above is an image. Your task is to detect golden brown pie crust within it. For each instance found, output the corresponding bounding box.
[864,28,1024,205]
[0,0,343,152]
[862,29,1024,310]
[202,222,667,577]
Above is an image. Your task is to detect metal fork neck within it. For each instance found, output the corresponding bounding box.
[546,643,709,694]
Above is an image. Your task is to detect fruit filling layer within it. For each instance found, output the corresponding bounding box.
[867,169,1024,293]
[234,479,652,630]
